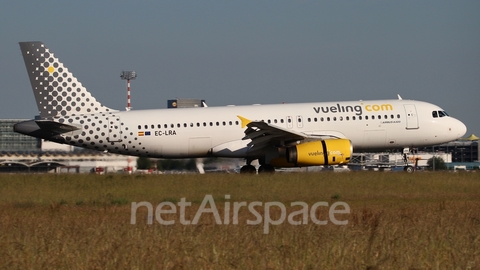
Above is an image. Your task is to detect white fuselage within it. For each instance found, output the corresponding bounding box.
[57,99,466,159]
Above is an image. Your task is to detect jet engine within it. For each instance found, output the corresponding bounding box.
[270,139,352,167]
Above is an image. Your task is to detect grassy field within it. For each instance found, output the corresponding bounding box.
[0,172,479,269]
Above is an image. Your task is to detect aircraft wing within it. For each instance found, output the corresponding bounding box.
[238,116,309,153]
[237,115,346,154]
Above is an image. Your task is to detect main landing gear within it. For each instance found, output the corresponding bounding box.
[239,165,256,174]
[258,164,275,173]
[239,160,275,174]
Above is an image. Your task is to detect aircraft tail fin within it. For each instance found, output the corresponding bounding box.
[19,42,114,118]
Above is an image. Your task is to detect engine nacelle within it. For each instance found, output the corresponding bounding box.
[285,139,352,166]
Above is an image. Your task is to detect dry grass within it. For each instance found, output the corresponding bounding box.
[0,172,479,269]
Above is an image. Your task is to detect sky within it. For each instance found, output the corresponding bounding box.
[1,1,479,136]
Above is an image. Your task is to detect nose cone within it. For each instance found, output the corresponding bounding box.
[453,118,467,140]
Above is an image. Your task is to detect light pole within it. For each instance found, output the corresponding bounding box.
[120,71,137,111]
[120,71,136,174]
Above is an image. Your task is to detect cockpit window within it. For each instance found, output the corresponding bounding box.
[432,110,449,118]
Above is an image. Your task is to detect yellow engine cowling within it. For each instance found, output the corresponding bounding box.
[285,139,352,167]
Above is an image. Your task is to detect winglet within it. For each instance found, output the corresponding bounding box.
[237,115,252,128]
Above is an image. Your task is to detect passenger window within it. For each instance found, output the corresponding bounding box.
[164,124,168,128]
[138,125,141,129]
[359,116,362,120]
[365,116,369,120]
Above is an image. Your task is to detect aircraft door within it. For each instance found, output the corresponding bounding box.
[286,116,293,129]
[403,104,419,129]
[296,115,303,128]
[107,115,122,142]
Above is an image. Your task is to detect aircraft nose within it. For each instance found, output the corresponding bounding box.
[453,118,467,139]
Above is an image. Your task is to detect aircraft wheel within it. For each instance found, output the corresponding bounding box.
[240,165,257,174]
[404,166,415,173]
[258,164,275,174]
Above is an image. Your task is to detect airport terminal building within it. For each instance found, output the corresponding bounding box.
[0,119,39,152]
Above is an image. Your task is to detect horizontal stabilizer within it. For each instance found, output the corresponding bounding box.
[35,120,79,134]
[14,119,78,141]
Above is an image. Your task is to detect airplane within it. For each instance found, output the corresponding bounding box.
[14,42,467,173]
